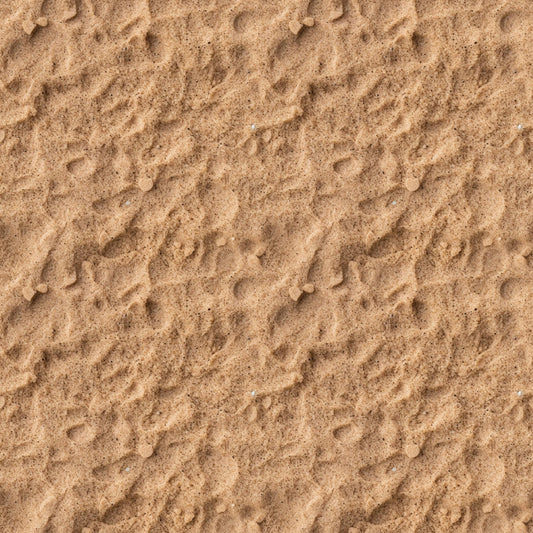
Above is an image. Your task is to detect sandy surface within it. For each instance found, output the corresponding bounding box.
[2,0,533,532]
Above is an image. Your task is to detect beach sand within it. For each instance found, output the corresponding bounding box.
[1,0,533,531]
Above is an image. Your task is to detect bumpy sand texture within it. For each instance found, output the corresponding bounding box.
[2,0,533,532]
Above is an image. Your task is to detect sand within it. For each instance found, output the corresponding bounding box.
[1,0,533,532]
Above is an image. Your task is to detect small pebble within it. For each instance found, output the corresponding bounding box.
[518,124,524,131]
[405,444,420,458]
[138,444,154,458]
[36,283,48,293]
[125,200,130,206]
[405,177,420,192]
[518,390,523,397]
[303,17,315,26]
[251,390,257,398]
[36,17,48,27]
[125,467,131,472]
[247,254,261,268]
[302,283,314,293]
[22,20,36,35]
[391,466,397,472]
[289,286,302,301]
[251,124,257,131]
[22,286,36,301]
[289,20,303,35]
[138,177,153,192]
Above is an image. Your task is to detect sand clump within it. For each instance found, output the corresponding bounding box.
[2,0,533,531]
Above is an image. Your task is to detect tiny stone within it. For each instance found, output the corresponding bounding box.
[391,467,397,472]
[392,200,397,205]
[36,283,48,293]
[138,444,153,458]
[125,200,130,206]
[125,467,131,472]
[405,444,420,458]
[518,124,524,131]
[36,17,48,27]
[138,177,153,191]
[518,390,523,397]
[251,390,257,398]
[289,20,303,35]
[405,177,420,192]
[251,124,257,131]
[289,286,302,301]
[22,286,36,301]
[254,244,267,256]
[247,254,261,268]
[303,17,315,26]
[302,283,314,293]
[22,20,36,35]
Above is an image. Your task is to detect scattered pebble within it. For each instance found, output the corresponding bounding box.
[518,124,524,131]
[289,20,303,35]
[36,17,48,27]
[36,283,48,293]
[138,177,153,192]
[302,283,315,293]
[22,286,36,301]
[125,200,130,206]
[125,467,131,472]
[251,124,257,131]
[405,177,420,192]
[391,466,397,472]
[247,254,261,268]
[392,200,397,205]
[251,390,257,398]
[405,444,420,458]
[138,444,154,458]
[482,503,493,513]
[303,17,315,27]
[289,286,303,301]
[518,390,523,397]
[22,20,36,35]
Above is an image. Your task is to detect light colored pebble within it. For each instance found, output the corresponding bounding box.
[138,177,153,191]
[405,177,420,192]
[251,124,257,131]
[138,444,154,458]
[303,17,315,26]
[36,17,48,27]
[247,254,261,268]
[251,390,257,397]
[391,466,397,472]
[289,20,303,35]
[518,124,524,131]
[405,444,420,458]
[302,283,314,293]
[22,20,36,35]
[22,286,35,301]
[289,286,302,301]
[36,283,48,293]
[517,390,523,397]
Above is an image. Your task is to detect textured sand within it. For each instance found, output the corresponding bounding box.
[2,0,533,532]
